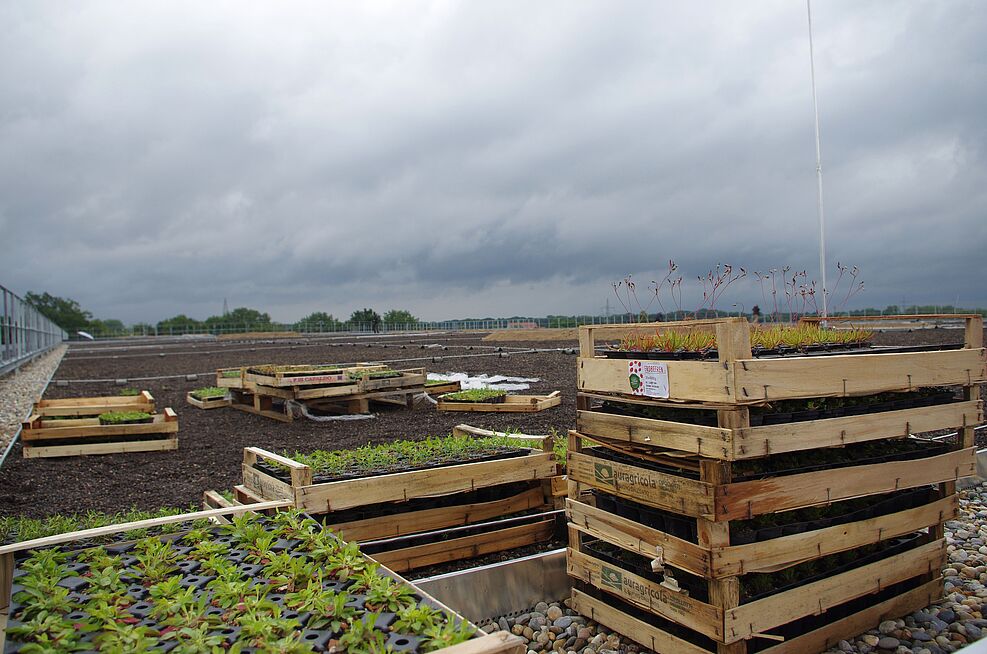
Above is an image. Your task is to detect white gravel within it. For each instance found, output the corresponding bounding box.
[0,345,67,455]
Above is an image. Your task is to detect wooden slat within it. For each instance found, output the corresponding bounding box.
[330,486,547,542]
[761,578,942,654]
[734,348,986,401]
[578,357,733,403]
[566,498,711,577]
[437,393,562,413]
[715,447,976,521]
[579,318,747,349]
[297,452,557,512]
[567,449,714,517]
[22,412,179,441]
[724,539,945,642]
[740,400,983,458]
[569,589,711,654]
[567,548,724,640]
[714,494,957,576]
[577,410,734,459]
[22,437,179,459]
[371,519,555,573]
[35,395,155,417]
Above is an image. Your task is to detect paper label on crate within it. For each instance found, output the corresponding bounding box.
[628,360,669,398]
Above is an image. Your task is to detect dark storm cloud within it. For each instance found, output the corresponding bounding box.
[1,1,985,323]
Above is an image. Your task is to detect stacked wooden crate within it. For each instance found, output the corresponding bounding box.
[219,364,427,422]
[234,429,566,574]
[566,315,985,653]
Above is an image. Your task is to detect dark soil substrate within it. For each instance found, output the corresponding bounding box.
[255,447,533,485]
[1,327,982,522]
[0,333,576,519]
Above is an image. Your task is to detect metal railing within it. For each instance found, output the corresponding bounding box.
[0,284,67,376]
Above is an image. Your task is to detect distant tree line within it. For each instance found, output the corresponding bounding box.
[24,290,987,339]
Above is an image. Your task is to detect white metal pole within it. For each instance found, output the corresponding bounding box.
[807,0,828,318]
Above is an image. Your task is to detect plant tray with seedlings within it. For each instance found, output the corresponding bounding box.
[186,386,232,409]
[28,391,155,418]
[0,505,525,654]
[241,433,559,515]
[566,530,943,646]
[566,439,975,521]
[577,316,986,404]
[244,364,390,389]
[436,391,562,413]
[577,389,982,460]
[20,408,180,459]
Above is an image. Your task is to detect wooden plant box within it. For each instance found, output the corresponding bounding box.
[566,536,944,645]
[577,396,983,460]
[216,367,246,388]
[0,502,527,654]
[186,392,231,409]
[566,493,956,579]
[566,442,975,521]
[20,408,180,458]
[241,441,559,514]
[569,575,943,654]
[29,391,155,417]
[576,316,986,404]
[437,391,562,413]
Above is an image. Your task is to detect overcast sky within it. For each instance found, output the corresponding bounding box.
[1,1,985,324]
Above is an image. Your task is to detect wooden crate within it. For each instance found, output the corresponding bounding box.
[186,392,231,409]
[437,391,562,413]
[569,577,943,654]
[576,316,986,404]
[566,441,974,521]
[0,502,527,654]
[215,367,246,388]
[20,408,179,458]
[29,391,155,417]
[576,394,983,460]
[241,440,559,514]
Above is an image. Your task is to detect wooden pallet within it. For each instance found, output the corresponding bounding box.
[20,408,179,458]
[29,391,155,417]
[0,503,526,654]
[437,391,562,413]
[186,392,232,409]
[229,389,296,422]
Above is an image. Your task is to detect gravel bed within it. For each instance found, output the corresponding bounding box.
[0,345,67,453]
